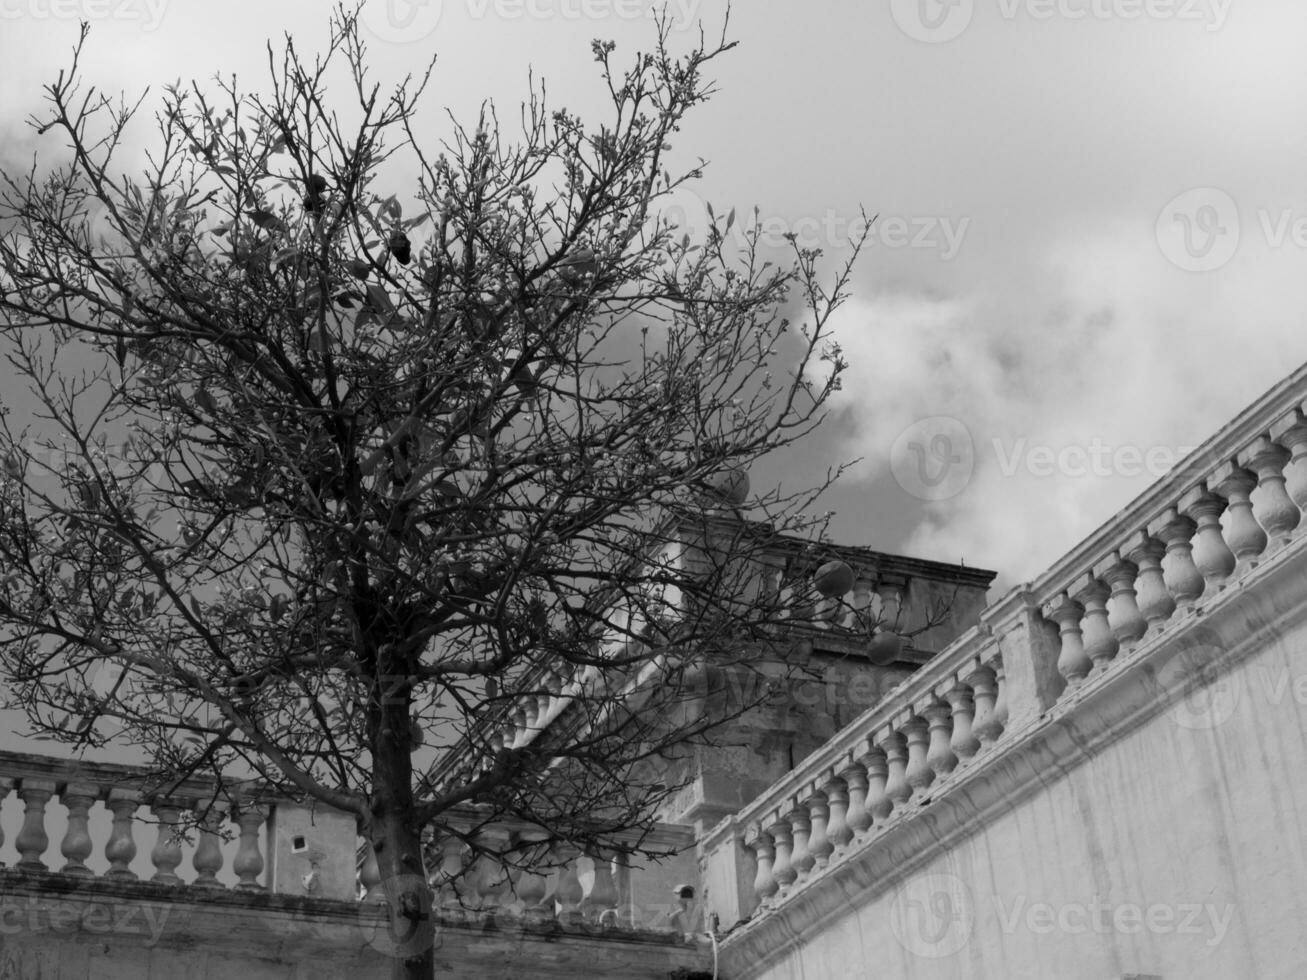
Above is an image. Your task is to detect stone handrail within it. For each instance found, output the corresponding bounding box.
[702,360,1307,928]
[0,749,279,890]
[358,812,699,931]
[0,748,701,931]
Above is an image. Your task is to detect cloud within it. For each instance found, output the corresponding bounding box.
[825,218,1307,587]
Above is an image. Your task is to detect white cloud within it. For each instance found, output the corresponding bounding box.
[826,220,1307,587]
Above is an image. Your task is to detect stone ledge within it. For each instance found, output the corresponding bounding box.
[0,870,712,979]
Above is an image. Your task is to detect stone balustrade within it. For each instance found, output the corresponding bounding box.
[357,809,699,932]
[701,623,1008,920]
[0,750,276,892]
[703,370,1307,932]
[0,750,700,934]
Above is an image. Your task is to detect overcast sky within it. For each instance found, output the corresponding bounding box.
[3,0,1306,592]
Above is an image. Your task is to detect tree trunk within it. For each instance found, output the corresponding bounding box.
[370,682,435,979]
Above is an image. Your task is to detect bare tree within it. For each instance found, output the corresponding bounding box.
[0,10,864,977]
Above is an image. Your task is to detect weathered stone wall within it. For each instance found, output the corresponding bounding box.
[0,874,711,979]
[721,562,1307,980]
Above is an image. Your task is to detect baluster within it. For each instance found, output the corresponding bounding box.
[923,699,957,780]
[748,829,778,905]
[1097,555,1146,653]
[612,851,634,928]
[1180,486,1236,591]
[850,575,874,630]
[0,778,10,862]
[1214,463,1268,566]
[150,799,186,885]
[945,681,979,763]
[969,662,1000,748]
[822,774,851,855]
[903,716,933,796]
[511,834,550,916]
[876,576,905,630]
[232,803,267,890]
[787,804,813,879]
[842,758,872,838]
[471,834,510,911]
[767,817,795,895]
[509,708,528,749]
[1044,594,1091,687]
[990,657,1009,737]
[192,802,227,889]
[805,791,832,870]
[522,699,540,737]
[881,730,911,810]
[16,779,55,871]
[554,846,585,923]
[860,747,890,827]
[104,790,139,880]
[1073,575,1118,673]
[59,783,98,876]
[431,835,466,907]
[359,839,385,903]
[1150,508,1204,608]
[1126,533,1175,632]
[1269,410,1307,516]
[1241,437,1300,547]
[583,846,619,921]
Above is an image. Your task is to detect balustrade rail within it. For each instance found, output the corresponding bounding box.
[706,364,1307,925]
[0,749,699,932]
[0,751,276,891]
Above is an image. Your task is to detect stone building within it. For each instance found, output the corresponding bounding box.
[5,360,1307,978]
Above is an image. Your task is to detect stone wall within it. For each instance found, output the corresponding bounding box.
[716,535,1307,980]
[0,873,711,979]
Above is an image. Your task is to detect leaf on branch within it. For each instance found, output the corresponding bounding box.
[248,208,286,233]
